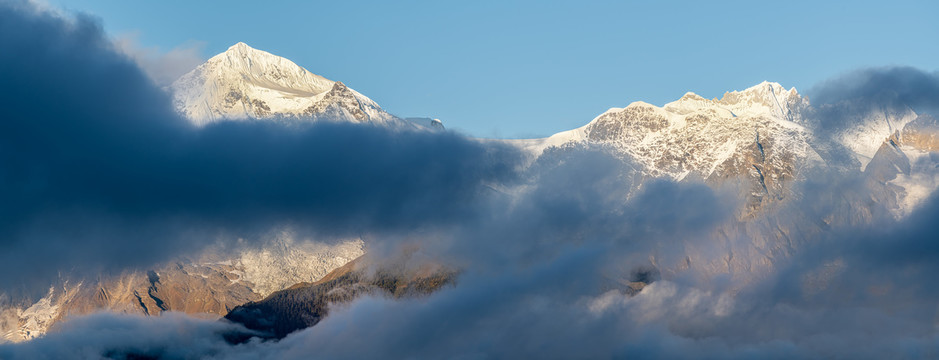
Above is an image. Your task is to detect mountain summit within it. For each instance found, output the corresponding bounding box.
[514,80,933,221]
[171,42,399,126]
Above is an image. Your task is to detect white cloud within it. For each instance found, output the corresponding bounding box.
[113,33,205,87]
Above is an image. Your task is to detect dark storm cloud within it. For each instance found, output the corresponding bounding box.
[768,189,939,307]
[5,103,939,359]
[396,148,732,275]
[28,149,937,360]
[806,66,939,136]
[4,1,939,358]
[226,172,939,360]
[809,66,939,115]
[2,145,739,359]
[0,312,252,360]
[222,148,739,359]
[0,1,521,293]
[204,112,939,358]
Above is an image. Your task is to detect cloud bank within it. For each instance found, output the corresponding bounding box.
[6,149,939,359]
[2,1,939,359]
[0,1,521,294]
[809,66,939,116]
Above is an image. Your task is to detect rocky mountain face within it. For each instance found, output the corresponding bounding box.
[1,237,364,343]
[226,254,457,339]
[515,83,819,217]
[520,81,929,213]
[901,114,939,151]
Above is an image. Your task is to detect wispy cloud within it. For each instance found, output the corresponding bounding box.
[113,33,206,87]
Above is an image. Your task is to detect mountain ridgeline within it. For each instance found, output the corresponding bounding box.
[171,42,443,130]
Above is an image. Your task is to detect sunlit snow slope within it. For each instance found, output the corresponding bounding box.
[172,42,433,128]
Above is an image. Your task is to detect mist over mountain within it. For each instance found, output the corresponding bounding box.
[2,1,939,359]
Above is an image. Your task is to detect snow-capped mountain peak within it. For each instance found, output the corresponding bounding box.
[659,81,804,121]
[718,81,803,119]
[518,82,814,182]
[214,42,335,95]
[171,42,398,126]
[512,79,938,221]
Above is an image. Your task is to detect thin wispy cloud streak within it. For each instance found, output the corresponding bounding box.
[113,34,206,87]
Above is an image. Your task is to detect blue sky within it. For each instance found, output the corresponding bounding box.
[48,0,938,138]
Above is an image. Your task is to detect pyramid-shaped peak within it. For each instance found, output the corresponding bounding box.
[171,41,406,127]
[220,42,280,60]
[206,42,324,84]
[226,42,257,53]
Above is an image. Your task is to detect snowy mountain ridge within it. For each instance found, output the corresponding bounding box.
[518,81,920,178]
[1,236,364,343]
[517,82,817,180]
[510,81,939,222]
[171,42,417,128]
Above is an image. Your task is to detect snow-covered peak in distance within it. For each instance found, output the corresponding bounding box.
[171,42,404,127]
[509,80,938,223]
[717,81,803,117]
[519,80,919,183]
[655,82,802,123]
[217,42,335,96]
[517,81,814,177]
